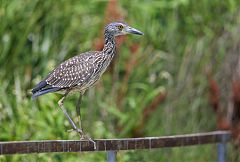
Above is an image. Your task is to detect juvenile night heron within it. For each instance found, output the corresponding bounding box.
[32,22,143,147]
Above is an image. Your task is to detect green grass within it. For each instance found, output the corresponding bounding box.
[1,0,240,161]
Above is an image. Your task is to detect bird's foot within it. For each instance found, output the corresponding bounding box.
[80,134,96,150]
[67,128,83,134]
[67,128,96,149]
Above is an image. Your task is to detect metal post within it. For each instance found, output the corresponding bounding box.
[217,133,229,162]
[107,151,116,162]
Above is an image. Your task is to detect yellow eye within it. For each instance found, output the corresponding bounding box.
[117,25,123,30]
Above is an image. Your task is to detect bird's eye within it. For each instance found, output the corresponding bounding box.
[117,25,123,30]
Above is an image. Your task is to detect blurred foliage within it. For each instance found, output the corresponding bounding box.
[0,0,240,161]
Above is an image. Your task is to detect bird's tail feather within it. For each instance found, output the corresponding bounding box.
[32,87,61,99]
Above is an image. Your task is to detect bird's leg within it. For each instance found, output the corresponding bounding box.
[58,91,83,136]
[58,91,96,149]
[76,92,83,132]
[75,92,96,149]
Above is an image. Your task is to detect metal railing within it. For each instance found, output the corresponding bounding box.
[0,131,231,162]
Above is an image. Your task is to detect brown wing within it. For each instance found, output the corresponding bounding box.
[45,52,96,88]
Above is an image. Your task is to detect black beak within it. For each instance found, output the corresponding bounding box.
[126,27,144,35]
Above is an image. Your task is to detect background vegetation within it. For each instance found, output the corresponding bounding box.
[1,0,240,161]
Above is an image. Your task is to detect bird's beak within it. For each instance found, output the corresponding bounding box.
[125,26,144,35]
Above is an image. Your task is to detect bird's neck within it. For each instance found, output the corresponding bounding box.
[103,32,116,56]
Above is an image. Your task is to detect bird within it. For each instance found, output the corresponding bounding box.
[31,22,144,148]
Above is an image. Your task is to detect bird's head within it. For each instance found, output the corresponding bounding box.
[105,22,144,36]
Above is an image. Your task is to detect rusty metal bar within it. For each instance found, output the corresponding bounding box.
[0,131,231,155]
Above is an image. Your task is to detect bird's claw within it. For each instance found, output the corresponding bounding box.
[67,128,96,149]
[67,129,74,132]
[67,128,83,134]
[79,133,96,150]
[83,136,96,150]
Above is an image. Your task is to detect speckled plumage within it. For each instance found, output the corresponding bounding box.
[32,24,120,98]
